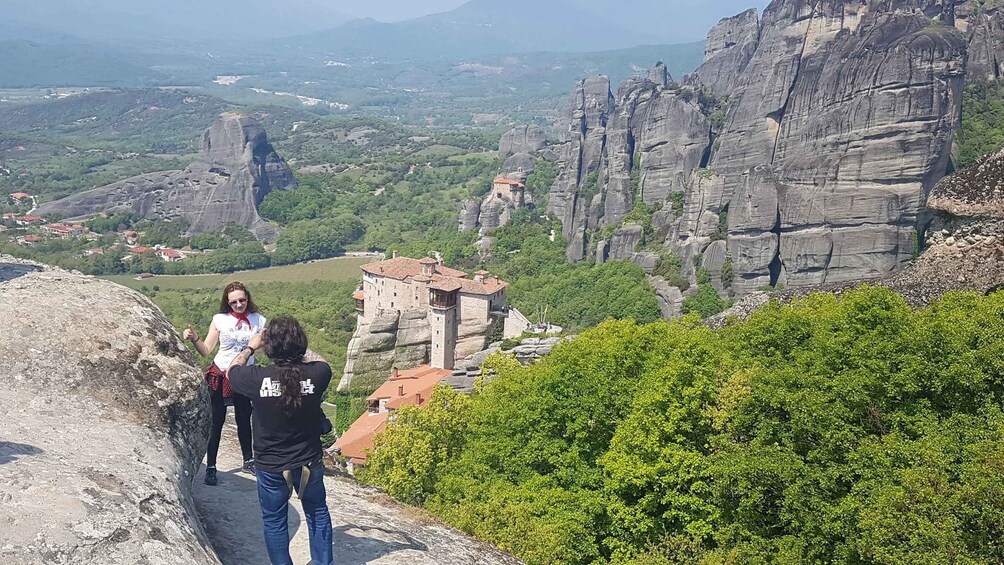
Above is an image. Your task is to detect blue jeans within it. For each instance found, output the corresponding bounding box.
[256,461,333,565]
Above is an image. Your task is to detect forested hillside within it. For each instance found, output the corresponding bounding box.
[362,286,1004,564]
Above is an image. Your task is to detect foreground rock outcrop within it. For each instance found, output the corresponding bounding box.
[0,257,216,564]
[36,113,294,242]
[548,0,969,296]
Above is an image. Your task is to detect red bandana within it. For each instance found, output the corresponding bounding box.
[232,310,252,330]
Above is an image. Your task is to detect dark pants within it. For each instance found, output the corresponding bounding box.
[206,386,253,466]
[256,461,333,565]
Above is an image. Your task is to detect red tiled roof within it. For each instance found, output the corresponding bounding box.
[430,274,507,296]
[9,192,30,199]
[130,246,149,254]
[360,256,468,280]
[18,215,41,221]
[333,411,389,465]
[158,249,182,258]
[367,365,452,405]
[493,177,525,188]
[428,279,462,292]
[22,235,42,242]
[352,290,365,300]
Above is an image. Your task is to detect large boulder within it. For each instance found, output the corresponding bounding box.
[0,257,218,564]
[458,199,482,232]
[497,124,547,159]
[36,113,295,242]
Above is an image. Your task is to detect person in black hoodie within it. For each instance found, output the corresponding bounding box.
[227,316,333,565]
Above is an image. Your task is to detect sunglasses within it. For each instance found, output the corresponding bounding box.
[229,298,248,306]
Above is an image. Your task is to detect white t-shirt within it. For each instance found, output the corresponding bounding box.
[212,312,267,369]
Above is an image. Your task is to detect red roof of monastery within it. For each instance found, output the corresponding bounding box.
[334,364,453,465]
[360,256,468,280]
[333,411,389,465]
[493,177,525,188]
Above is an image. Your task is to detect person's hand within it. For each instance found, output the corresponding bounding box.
[183,324,198,342]
[249,330,265,351]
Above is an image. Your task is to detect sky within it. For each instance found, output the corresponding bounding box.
[3,0,775,45]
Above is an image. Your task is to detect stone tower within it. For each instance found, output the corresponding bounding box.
[422,258,458,369]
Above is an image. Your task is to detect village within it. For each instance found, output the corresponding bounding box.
[2,191,189,266]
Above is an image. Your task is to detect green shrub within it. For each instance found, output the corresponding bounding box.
[364,287,1004,564]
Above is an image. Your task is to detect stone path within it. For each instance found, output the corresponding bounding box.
[193,422,521,565]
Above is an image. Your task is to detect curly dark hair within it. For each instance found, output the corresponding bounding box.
[263,316,309,414]
[218,281,259,314]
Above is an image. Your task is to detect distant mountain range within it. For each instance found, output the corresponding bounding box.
[273,0,761,59]
[0,0,754,116]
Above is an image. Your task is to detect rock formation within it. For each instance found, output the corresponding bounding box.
[710,139,1004,324]
[37,113,295,242]
[497,124,547,159]
[341,309,432,391]
[0,256,217,564]
[956,1,1004,83]
[461,127,546,236]
[548,0,971,301]
[686,8,760,99]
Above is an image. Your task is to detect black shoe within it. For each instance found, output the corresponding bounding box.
[242,459,255,474]
[204,466,218,486]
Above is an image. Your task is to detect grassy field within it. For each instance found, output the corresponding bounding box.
[103,255,377,291]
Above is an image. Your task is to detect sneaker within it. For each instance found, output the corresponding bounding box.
[204,467,218,486]
[242,459,255,474]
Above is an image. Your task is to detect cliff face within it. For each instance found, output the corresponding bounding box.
[0,257,217,564]
[548,0,970,297]
[956,0,1004,83]
[36,113,294,242]
[714,141,1004,323]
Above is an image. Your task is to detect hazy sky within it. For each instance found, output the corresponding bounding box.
[345,0,773,24]
[5,0,775,44]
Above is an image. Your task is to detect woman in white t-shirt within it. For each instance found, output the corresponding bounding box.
[183,281,266,486]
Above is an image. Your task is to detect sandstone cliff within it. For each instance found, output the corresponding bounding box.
[548,0,972,299]
[36,114,294,242]
[0,257,217,564]
[711,140,1004,324]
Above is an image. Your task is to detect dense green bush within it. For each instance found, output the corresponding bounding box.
[958,80,1004,169]
[272,215,365,265]
[362,287,1004,564]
